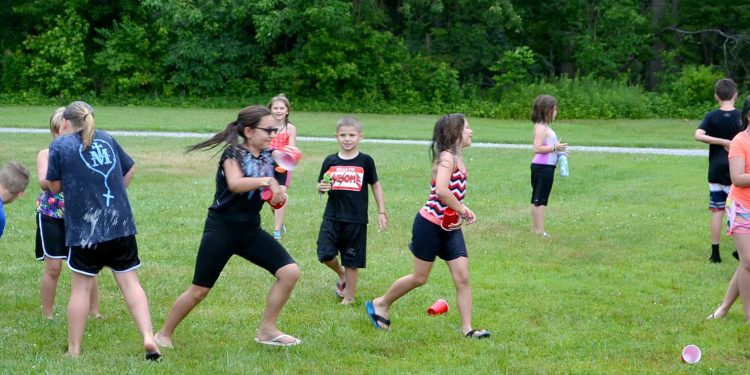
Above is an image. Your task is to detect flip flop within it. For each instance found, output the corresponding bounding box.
[365,300,390,330]
[465,329,491,339]
[145,351,162,362]
[254,334,302,347]
[335,281,346,298]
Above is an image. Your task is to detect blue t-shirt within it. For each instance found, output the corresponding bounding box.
[0,199,5,239]
[47,130,136,247]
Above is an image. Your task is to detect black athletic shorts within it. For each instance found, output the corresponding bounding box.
[530,163,556,206]
[192,213,296,288]
[35,213,66,260]
[316,219,367,268]
[409,213,467,262]
[67,235,140,276]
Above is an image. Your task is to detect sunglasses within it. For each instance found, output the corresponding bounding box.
[256,127,279,135]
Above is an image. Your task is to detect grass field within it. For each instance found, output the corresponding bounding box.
[0,108,748,374]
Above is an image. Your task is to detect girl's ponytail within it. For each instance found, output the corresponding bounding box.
[187,106,272,154]
[81,110,96,150]
[63,101,97,150]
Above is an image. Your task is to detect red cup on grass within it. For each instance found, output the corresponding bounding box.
[427,299,448,315]
[441,208,459,230]
[276,146,302,171]
[680,345,701,364]
[261,188,286,209]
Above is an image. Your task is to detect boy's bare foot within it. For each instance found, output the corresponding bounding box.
[154,331,174,349]
[88,312,102,319]
[341,298,355,305]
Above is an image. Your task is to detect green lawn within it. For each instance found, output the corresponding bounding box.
[0,105,702,148]
[0,108,747,374]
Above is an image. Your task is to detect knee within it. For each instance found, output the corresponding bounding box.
[277,264,300,285]
[454,272,470,288]
[189,285,211,301]
[46,261,62,278]
[413,274,429,287]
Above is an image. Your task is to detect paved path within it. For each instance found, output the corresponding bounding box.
[0,127,707,157]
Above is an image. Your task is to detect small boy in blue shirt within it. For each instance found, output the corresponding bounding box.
[0,161,30,239]
[316,117,387,304]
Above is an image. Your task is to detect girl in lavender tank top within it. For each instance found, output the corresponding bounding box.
[530,95,568,236]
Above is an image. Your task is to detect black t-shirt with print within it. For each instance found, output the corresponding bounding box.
[318,152,378,224]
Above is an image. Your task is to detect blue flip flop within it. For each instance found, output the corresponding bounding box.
[365,300,390,330]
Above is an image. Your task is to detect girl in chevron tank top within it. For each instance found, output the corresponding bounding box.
[367,113,490,339]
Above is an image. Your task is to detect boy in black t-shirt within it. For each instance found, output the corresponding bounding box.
[695,78,744,263]
[316,117,388,304]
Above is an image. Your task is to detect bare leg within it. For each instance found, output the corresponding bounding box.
[733,234,750,321]
[372,257,434,328]
[41,258,63,319]
[446,257,473,333]
[88,276,101,318]
[531,204,546,235]
[256,263,300,344]
[67,272,96,356]
[710,210,725,245]
[323,258,346,299]
[274,205,287,232]
[708,269,739,319]
[156,284,212,348]
[111,270,159,357]
[342,267,358,305]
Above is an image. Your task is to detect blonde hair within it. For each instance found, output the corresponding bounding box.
[63,101,96,150]
[268,93,291,124]
[336,117,362,132]
[0,161,30,194]
[49,107,65,136]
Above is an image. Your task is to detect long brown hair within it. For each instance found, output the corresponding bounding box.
[187,106,272,153]
[430,113,466,163]
[63,101,96,150]
[530,95,557,124]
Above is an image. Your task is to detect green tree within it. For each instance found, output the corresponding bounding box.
[22,9,90,97]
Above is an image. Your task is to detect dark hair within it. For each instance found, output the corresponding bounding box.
[187,106,272,153]
[715,78,737,101]
[531,95,557,124]
[742,95,750,130]
[63,101,96,150]
[430,113,466,163]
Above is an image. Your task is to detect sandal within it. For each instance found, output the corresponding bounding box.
[465,329,490,339]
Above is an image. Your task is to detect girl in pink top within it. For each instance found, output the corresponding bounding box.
[268,94,298,239]
[708,96,750,321]
[530,95,567,236]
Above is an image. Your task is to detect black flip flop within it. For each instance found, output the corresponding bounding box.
[465,329,490,339]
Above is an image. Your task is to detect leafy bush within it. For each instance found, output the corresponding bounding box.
[21,10,90,97]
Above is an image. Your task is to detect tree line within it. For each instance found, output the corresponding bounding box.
[1,0,748,119]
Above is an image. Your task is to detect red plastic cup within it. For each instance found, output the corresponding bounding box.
[276,146,302,171]
[441,208,459,230]
[427,299,449,315]
[680,345,701,364]
[261,188,286,209]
